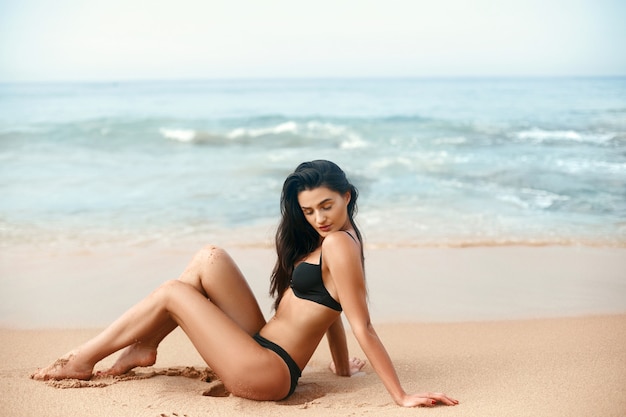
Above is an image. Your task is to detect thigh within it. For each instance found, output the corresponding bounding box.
[178,245,266,335]
[164,281,291,400]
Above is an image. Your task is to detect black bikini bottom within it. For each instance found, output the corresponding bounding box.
[252,333,301,399]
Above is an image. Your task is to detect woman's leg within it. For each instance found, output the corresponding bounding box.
[35,279,291,399]
[100,245,266,375]
[161,280,292,400]
[32,245,267,380]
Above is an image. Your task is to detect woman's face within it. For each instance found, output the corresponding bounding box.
[297,186,351,237]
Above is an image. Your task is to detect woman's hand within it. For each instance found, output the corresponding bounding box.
[329,357,367,376]
[397,391,459,408]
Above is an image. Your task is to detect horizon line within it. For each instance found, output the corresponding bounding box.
[2,74,626,85]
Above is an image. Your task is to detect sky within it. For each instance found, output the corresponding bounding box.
[0,0,625,82]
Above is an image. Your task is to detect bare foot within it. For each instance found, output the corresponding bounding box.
[31,352,93,381]
[96,343,157,377]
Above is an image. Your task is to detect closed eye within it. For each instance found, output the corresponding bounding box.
[301,198,334,214]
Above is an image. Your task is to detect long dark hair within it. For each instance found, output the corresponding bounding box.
[270,160,364,310]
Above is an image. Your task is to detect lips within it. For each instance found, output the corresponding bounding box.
[319,225,332,232]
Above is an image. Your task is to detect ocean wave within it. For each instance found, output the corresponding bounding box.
[380,114,429,123]
[159,128,196,143]
[306,121,368,149]
[159,120,369,149]
[555,158,626,175]
[227,121,298,139]
[435,178,571,211]
[0,125,51,135]
[368,152,473,174]
[339,133,368,149]
[515,128,616,144]
[496,187,570,210]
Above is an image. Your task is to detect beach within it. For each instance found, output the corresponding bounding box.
[2,77,625,416]
[1,244,625,417]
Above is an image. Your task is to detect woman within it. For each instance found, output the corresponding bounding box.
[32,160,458,408]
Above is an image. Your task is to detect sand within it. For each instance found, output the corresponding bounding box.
[1,316,625,417]
[1,245,626,416]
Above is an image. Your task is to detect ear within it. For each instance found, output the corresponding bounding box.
[343,191,351,206]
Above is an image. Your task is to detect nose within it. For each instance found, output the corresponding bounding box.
[316,210,326,224]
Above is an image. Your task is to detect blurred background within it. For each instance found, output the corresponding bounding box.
[1,0,625,249]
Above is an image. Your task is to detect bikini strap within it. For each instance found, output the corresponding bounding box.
[320,231,357,268]
[343,230,357,242]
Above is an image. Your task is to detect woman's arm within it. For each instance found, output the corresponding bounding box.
[323,233,458,407]
[326,316,350,376]
[326,316,367,376]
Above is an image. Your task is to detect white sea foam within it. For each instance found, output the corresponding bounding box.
[224,120,368,149]
[516,128,615,144]
[273,121,298,134]
[305,121,368,148]
[227,122,299,139]
[497,187,569,210]
[517,129,582,141]
[159,128,197,143]
[420,151,471,166]
[437,177,570,211]
[340,133,368,149]
[370,152,472,174]
[306,121,348,137]
[555,159,626,174]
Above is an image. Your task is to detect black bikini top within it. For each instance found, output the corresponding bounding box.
[290,231,357,312]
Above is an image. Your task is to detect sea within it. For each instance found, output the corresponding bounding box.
[1,77,625,249]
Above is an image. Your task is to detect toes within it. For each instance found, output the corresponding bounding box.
[30,368,50,381]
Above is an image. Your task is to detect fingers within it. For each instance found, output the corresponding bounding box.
[348,357,367,375]
[433,392,459,406]
[402,392,459,407]
[400,395,437,408]
[349,357,366,367]
[419,392,459,406]
[330,357,368,376]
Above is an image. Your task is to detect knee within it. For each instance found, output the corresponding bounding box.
[193,244,234,274]
[179,245,225,287]
[194,244,227,264]
[154,280,209,317]
[154,280,189,302]
[181,244,240,294]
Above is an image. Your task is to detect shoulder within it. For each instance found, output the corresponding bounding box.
[322,231,361,261]
[322,231,365,288]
